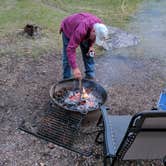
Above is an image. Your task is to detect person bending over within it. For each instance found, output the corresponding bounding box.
[59,12,108,80]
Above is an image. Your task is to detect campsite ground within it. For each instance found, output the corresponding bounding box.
[1,0,166,165]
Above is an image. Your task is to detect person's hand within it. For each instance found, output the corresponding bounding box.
[87,47,95,57]
[73,67,82,79]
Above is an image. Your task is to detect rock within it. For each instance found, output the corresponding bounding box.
[102,26,140,50]
[47,143,55,149]
[39,162,45,166]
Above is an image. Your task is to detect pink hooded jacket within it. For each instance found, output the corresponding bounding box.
[60,13,102,69]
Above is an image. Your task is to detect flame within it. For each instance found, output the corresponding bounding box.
[81,87,89,99]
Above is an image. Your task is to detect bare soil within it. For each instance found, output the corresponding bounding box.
[0,49,166,166]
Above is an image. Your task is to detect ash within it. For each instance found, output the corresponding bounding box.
[63,89,101,113]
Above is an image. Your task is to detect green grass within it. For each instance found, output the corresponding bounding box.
[0,0,142,57]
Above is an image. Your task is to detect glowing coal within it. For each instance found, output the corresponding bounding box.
[54,87,102,113]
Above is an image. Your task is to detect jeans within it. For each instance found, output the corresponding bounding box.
[62,32,95,79]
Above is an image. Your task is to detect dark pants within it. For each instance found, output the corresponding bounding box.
[62,32,95,79]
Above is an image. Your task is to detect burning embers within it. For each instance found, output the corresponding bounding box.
[54,87,101,113]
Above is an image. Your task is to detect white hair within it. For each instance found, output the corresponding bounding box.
[93,23,108,46]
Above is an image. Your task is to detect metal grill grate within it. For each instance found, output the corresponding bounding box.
[19,103,93,156]
[37,106,83,147]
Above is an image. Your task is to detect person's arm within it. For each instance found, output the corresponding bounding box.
[67,22,87,79]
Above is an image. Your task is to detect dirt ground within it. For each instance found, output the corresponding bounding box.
[0,49,166,166]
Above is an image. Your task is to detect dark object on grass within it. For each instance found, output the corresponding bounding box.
[24,24,40,37]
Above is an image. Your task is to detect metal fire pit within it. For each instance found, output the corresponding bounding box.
[49,78,107,126]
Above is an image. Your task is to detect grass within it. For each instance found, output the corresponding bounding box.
[0,0,143,57]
